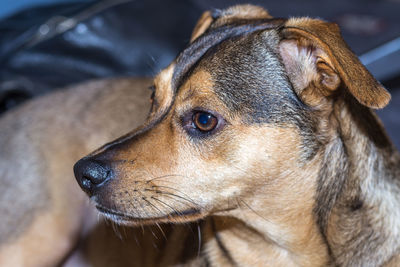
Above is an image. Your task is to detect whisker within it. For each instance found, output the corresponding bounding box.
[151,196,183,217]
[134,193,159,241]
[145,188,199,206]
[122,225,128,239]
[147,174,187,183]
[130,196,143,218]
[142,197,164,215]
[150,227,159,240]
[151,185,197,203]
[142,196,178,235]
[109,203,124,239]
[111,220,123,240]
[150,192,197,212]
[197,222,202,258]
[155,222,167,240]
[238,198,270,223]
[152,240,158,250]
[133,188,153,217]
[144,174,201,204]
[133,232,140,246]
[122,191,140,218]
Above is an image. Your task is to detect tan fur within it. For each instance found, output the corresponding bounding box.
[153,63,176,113]
[78,5,398,266]
[2,4,400,267]
[83,69,331,266]
[213,4,272,27]
[191,5,272,43]
[0,78,152,266]
[281,17,391,109]
[190,11,214,42]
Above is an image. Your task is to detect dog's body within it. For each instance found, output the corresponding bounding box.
[0,78,153,266]
[2,4,400,267]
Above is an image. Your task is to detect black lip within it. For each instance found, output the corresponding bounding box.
[96,205,201,223]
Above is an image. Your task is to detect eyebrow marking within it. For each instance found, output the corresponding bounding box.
[181,86,196,103]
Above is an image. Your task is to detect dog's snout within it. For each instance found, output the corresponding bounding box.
[74,158,113,195]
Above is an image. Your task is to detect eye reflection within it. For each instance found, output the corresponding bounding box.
[193,112,218,132]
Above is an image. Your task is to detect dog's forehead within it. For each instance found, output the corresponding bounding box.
[199,30,299,120]
[154,18,307,126]
[181,28,306,126]
[172,18,287,91]
[153,19,286,115]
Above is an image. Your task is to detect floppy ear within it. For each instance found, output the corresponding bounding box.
[279,18,390,109]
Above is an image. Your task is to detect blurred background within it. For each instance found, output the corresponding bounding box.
[0,0,399,145]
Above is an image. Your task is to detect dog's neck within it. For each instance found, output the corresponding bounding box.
[202,98,400,267]
[203,208,330,266]
[319,97,400,266]
[202,158,331,266]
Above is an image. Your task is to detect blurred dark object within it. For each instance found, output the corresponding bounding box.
[0,0,201,113]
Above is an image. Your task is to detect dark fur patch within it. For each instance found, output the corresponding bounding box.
[315,97,399,265]
[195,30,321,159]
[314,137,348,234]
[172,18,287,91]
[200,31,304,123]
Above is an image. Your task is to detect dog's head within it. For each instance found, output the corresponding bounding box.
[74,5,390,226]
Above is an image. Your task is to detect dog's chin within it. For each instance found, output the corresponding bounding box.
[95,205,206,226]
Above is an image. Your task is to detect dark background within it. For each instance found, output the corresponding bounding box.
[0,0,399,146]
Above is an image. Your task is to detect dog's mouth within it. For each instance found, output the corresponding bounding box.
[96,205,204,225]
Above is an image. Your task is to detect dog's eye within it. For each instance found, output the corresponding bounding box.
[193,112,218,132]
[181,109,225,138]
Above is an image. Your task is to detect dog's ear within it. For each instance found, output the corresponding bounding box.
[190,11,214,42]
[279,18,390,109]
[191,5,272,42]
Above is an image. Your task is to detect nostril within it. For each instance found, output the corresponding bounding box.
[84,167,108,185]
[81,176,93,190]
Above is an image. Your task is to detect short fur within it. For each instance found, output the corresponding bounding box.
[1,4,399,267]
[73,4,399,267]
[0,78,152,266]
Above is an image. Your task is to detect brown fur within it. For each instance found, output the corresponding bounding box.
[2,4,400,267]
[72,4,400,267]
[0,78,152,266]
[281,18,390,109]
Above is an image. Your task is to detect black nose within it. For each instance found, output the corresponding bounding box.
[74,158,113,195]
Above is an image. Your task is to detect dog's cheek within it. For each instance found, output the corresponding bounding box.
[171,125,304,211]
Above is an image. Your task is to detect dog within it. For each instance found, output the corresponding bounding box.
[0,78,152,266]
[1,4,399,267]
[72,4,400,267]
